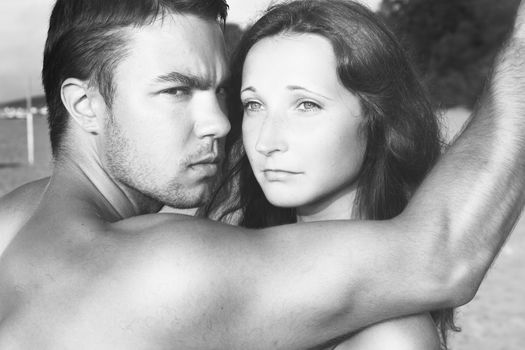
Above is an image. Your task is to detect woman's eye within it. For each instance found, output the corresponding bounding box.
[297,101,321,111]
[243,101,263,112]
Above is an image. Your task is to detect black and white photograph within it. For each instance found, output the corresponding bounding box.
[1,0,524,349]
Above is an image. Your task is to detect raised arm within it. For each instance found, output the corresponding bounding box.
[146,5,525,348]
[397,0,525,300]
[332,1,525,329]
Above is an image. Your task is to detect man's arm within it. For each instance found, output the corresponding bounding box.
[137,5,525,348]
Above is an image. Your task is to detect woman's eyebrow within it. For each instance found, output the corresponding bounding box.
[240,86,256,94]
[286,85,333,100]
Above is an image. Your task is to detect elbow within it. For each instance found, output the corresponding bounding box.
[448,279,477,308]
[436,262,481,307]
[414,219,485,308]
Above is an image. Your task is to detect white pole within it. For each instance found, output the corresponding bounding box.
[26,79,35,165]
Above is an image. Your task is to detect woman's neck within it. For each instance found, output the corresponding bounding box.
[296,187,357,223]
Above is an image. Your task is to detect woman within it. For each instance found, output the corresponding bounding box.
[200,0,458,348]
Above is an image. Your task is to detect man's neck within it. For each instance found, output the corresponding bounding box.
[50,153,162,221]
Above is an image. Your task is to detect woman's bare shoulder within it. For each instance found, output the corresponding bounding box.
[333,313,441,350]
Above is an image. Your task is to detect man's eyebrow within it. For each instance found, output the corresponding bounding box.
[287,85,333,100]
[155,72,212,90]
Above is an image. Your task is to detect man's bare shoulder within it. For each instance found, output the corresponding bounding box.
[113,212,253,241]
[0,178,49,209]
[102,214,261,337]
[109,212,247,262]
[108,213,260,298]
[0,178,49,255]
[1,211,261,348]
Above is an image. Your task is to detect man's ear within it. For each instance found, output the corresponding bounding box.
[61,78,101,135]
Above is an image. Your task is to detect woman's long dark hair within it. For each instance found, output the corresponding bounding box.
[199,0,458,347]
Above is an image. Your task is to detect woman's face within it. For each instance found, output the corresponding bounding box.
[241,33,367,214]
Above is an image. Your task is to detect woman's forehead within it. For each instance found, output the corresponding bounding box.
[242,34,346,95]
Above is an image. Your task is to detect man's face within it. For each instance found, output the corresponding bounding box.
[101,14,230,208]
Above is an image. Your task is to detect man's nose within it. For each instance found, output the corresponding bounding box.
[255,114,288,157]
[194,95,231,140]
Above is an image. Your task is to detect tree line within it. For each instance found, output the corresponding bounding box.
[379,0,520,108]
[225,0,520,109]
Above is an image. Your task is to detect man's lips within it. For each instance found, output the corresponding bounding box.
[188,155,222,177]
[190,155,222,166]
[191,159,219,166]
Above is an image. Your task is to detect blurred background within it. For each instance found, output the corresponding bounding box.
[1,0,523,348]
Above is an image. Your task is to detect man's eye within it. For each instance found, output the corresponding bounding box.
[297,101,321,111]
[161,87,191,96]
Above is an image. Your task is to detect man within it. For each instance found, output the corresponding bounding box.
[0,0,524,349]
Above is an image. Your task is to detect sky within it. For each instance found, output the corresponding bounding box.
[0,0,381,104]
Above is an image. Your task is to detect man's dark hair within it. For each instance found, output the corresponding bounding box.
[42,0,228,158]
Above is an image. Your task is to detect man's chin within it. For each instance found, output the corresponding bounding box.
[158,183,213,209]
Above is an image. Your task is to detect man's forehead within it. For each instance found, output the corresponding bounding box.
[129,12,225,51]
[120,13,228,84]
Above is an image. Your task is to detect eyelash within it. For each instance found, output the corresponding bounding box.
[160,87,230,101]
[161,87,191,97]
[242,100,322,113]
[297,100,321,112]
[243,101,263,112]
